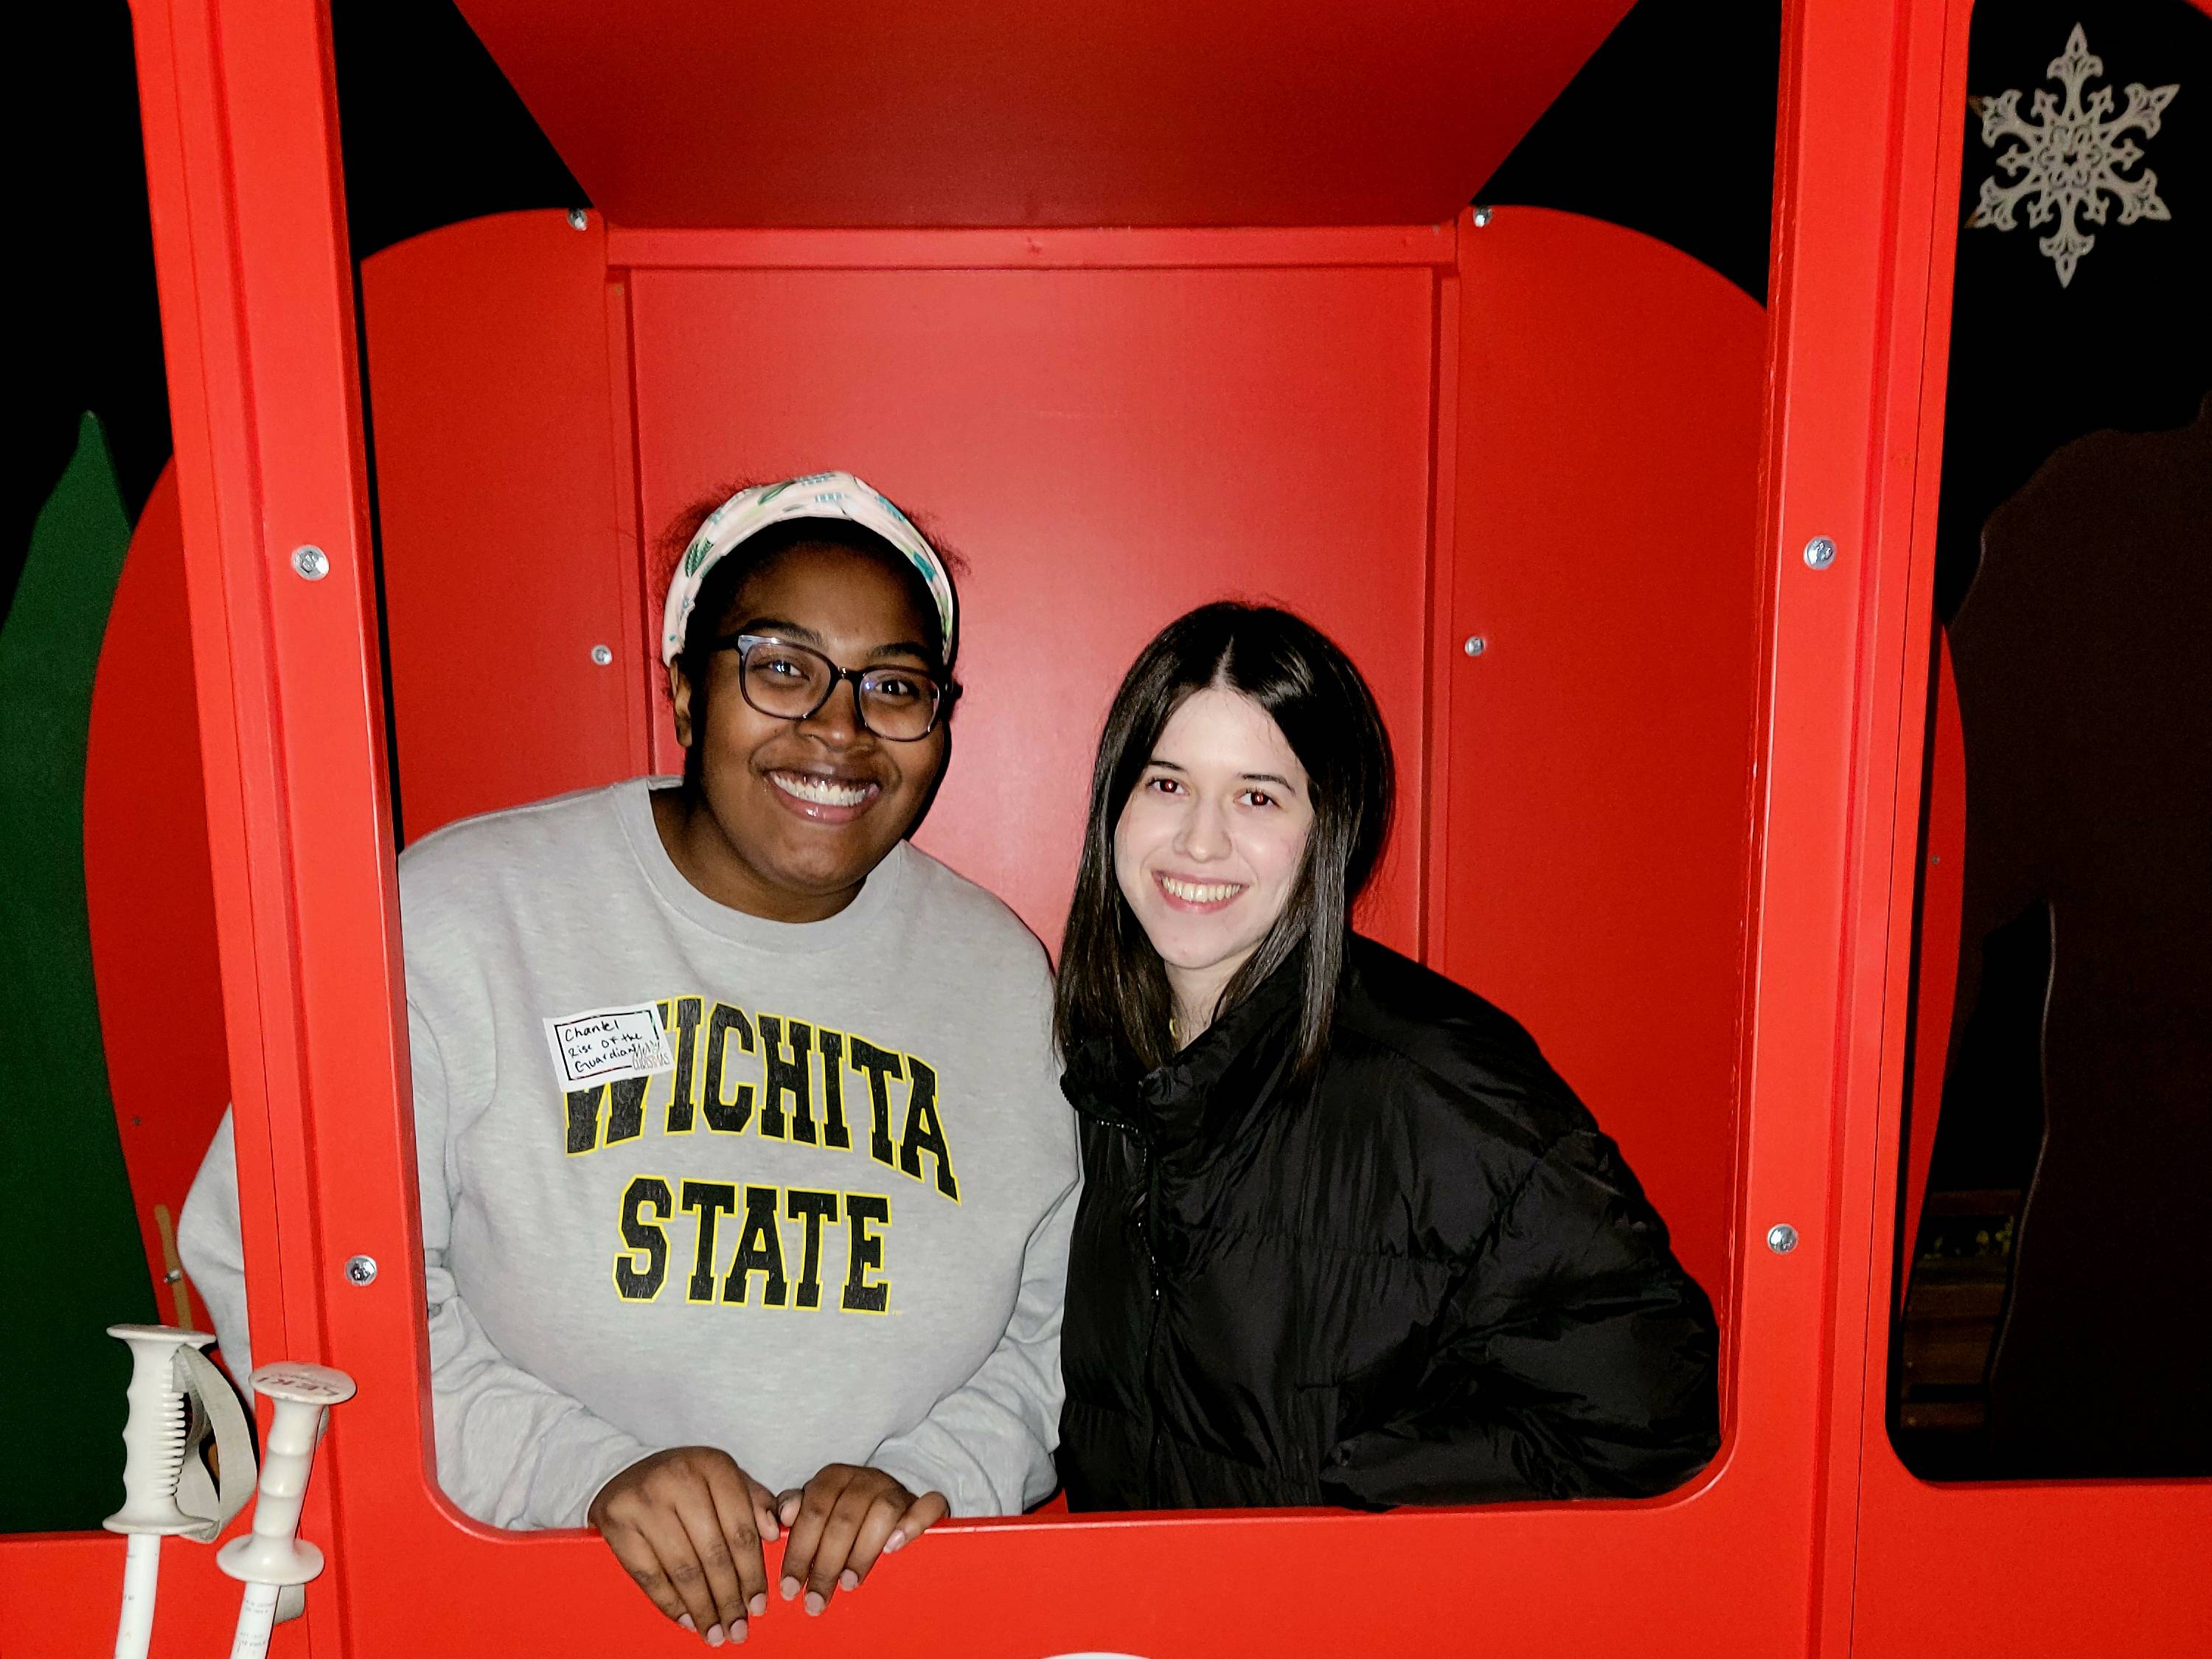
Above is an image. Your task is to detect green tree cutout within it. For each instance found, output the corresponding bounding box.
[0,411,157,1532]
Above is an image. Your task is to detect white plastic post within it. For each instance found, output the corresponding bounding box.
[107,1325,212,1532]
[105,1324,218,1659]
[218,1362,356,1659]
[114,1536,164,1659]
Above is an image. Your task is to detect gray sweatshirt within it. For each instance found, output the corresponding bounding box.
[179,779,1079,1529]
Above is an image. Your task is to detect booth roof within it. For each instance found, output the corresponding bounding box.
[454,0,1633,228]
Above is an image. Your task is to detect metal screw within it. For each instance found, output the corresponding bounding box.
[291,545,330,581]
[1472,205,1494,227]
[590,644,613,666]
[1462,635,1487,657]
[1802,535,1837,570]
[344,1255,378,1286]
[567,207,588,231]
[1766,1223,1800,1255]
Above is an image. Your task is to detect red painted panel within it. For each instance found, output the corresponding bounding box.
[456,0,1630,229]
[0,1531,305,1658]
[362,209,648,841]
[1438,208,1764,1330]
[625,260,1439,956]
[1854,1466,2212,1657]
[83,463,229,1329]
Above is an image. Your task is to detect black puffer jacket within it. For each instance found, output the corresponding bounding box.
[1057,936,1719,1511]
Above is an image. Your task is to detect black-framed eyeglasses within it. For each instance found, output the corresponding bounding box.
[712,633,956,742]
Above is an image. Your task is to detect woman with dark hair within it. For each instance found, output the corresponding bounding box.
[181,474,1079,1643]
[1054,601,1719,1510]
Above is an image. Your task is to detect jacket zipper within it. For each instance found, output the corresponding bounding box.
[1095,1113,1167,1497]
[1139,1132,1164,1495]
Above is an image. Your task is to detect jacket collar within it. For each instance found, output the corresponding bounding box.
[1060,945,1310,1141]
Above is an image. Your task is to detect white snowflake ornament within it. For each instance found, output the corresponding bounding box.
[1968,24,2180,288]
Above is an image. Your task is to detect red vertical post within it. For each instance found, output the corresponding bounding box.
[1747,0,1972,1649]
[131,0,411,1649]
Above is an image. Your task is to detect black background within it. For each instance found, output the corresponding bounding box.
[1916,0,2208,1203]
[1933,0,2208,624]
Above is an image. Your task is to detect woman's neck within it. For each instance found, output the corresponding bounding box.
[650,785,861,924]
[1165,954,1251,1047]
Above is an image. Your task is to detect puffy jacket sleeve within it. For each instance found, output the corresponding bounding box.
[1320,1123,1719,1507]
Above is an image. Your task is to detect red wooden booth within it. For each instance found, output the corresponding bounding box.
[6,0,2208,1655]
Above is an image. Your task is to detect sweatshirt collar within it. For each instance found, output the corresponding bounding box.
[613,776,905,953]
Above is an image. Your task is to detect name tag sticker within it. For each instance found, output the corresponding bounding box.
[545,1004,675,1088]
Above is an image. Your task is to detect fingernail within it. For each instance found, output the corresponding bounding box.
[805,1591,825,1617]
[731,1622,748,1645]
[706,1624,724,1647]
[885,1529,906,1553]
[678,1614,697,1632]
[780,1577,799,1601]
[748,1593,767,1618]
[839,1569,859,1592]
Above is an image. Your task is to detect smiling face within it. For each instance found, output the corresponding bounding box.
[661,543,948,922]
[1112,686,1315,1032]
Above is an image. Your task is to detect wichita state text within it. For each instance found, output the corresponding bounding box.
[566,996,961,1315]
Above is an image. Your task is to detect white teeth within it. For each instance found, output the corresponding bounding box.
[771,773,872,807]
[1159,876,1245,904]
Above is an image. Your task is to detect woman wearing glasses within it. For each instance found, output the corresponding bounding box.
[181,474,1078,1646]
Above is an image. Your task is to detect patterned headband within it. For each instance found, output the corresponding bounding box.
[660,472,958,667]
